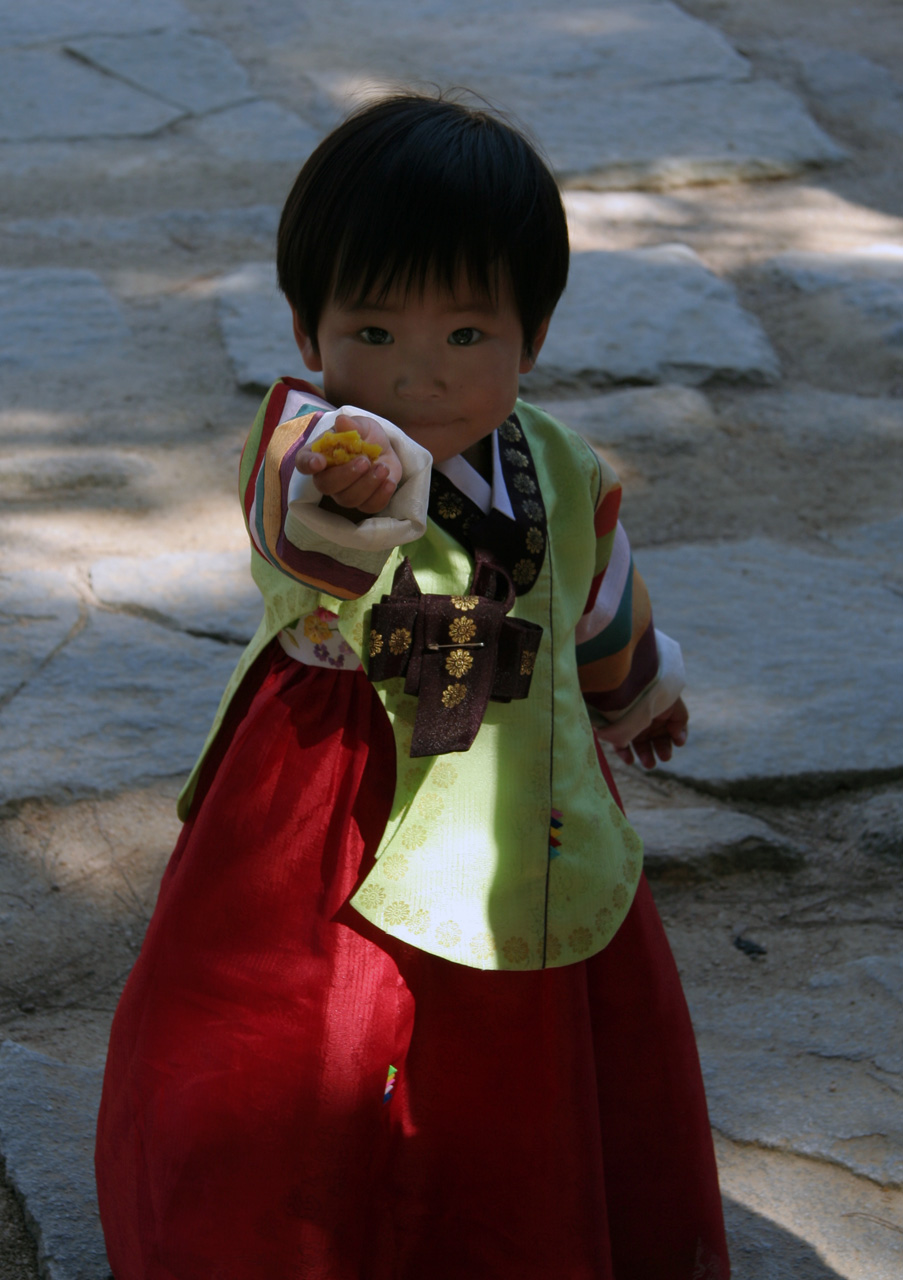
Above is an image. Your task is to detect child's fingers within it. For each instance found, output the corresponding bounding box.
[294,448,327,475]
[316,458,397,511]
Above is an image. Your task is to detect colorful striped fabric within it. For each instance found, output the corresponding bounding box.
[242,379,384,600]
[576,470,663,724]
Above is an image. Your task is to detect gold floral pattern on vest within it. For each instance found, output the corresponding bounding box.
[427,414,547,595]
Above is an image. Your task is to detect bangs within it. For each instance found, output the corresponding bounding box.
[278,94,568,352]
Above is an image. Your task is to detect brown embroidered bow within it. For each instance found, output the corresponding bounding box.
[368,555,542,756]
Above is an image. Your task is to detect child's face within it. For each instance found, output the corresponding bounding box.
[292,276,547,465]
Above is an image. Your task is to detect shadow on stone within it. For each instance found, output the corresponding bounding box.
[724,1195,847,1279]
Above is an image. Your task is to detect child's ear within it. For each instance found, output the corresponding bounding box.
[519,316,551,373]
[291,307,322,372]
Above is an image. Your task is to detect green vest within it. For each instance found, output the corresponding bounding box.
[179,401,643,970]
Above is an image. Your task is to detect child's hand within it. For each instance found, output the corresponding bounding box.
[615,697,689,770]
[295,414,402,515]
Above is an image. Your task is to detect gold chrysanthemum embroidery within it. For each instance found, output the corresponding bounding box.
[502,937,530,965]
[569,926,594,954]
[520,649,537,677]
[623,826,642,855]
[369,629,384,656]
[469,932,497,961]
[611,883,629,909]
[451,595,479,611]
[389,627,411,655]
[624,856,640,883]
[449,616,477,644]
[512,558,536,586]
[445,649,473,678]
[408,909,430,936]
[513,473,536,495]
[545,934,562,962]
[504,448,529,469]
[436,921,462,947]
[438,494,463,519]
[525,527,544,554]
[384,900,410,925]
[522,499,543,521]
[430,762,458,788]
[500,419,523,442]
[417,792,445,821]
[595,906,614,932]
[357,883,386,910]
[302,613,333,645]
[442,683,467,709]
[401,824,428,851]
[381,852,410,880]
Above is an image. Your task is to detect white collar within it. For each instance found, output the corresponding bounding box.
[435,431,515,519]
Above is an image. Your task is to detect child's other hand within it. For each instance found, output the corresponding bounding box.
[295,414,402,515]
[615,697,689,770]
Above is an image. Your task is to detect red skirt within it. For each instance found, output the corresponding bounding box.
[95,643,729,1279]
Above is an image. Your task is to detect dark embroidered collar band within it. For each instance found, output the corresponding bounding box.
[428,415,547,595]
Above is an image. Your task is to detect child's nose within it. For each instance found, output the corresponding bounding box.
[395,353,446,397]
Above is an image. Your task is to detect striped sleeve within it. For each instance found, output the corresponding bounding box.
[240,378,431,601]
[578,462,685,747]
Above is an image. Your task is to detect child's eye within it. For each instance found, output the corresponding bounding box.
[448,327,482,346]
[359,327,393,345]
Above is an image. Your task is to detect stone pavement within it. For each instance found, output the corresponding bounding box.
[1,1,903,1277]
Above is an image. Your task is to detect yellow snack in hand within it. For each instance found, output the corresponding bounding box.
[311,429,383,467]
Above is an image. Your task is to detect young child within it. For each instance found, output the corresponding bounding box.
[96,94,730,1280]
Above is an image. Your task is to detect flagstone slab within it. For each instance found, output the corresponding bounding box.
[541,387,717,454]
[764,247,903,351]
[184,100,320,164]
[216,262,304,391]
[850,791,903,863]
[2,0,191,45]
[0,572,81,705]
[303,1,843,188]
[0,206,280,252]
[766,40,903,138]
[0,450,148,499]
[90,551,261,644]
[0,1041,108,1280]
[65,32,255,116]
[0,270,127,372]
[524,246,780,391]
[631,807,805,880]
[370,1,751,93]
[0,610,238,806]
[0,50,184,143]
[525,78,847,188]
[826,516,903,595]
[635,537,903,795]
[726,388,903,449]
[694,954,903,1185]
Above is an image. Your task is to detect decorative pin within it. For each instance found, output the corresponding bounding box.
[383,1064,398,1104]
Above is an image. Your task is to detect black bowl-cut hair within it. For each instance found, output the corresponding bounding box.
[277,92,569,357]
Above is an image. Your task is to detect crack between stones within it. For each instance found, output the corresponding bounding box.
[711,1128,903,1190]
[672,765,903,804]
[61,46,262,124]
[92,599,248,647]
[0,605,88,714]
